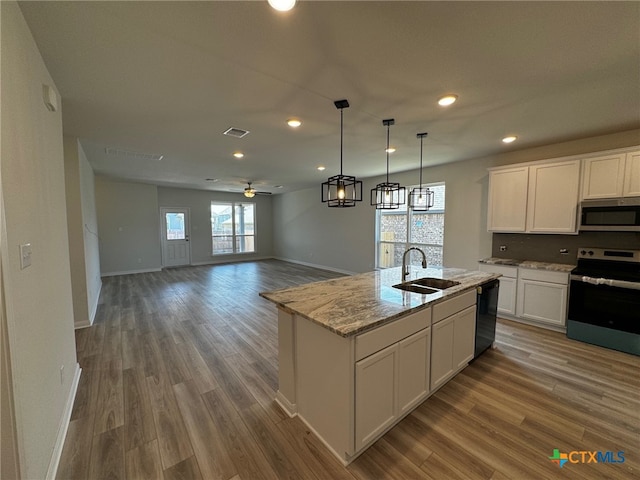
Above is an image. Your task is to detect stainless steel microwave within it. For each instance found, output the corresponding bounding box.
[579,197,640,232]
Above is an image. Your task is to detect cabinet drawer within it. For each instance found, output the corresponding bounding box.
[432,290,476,324]
[478,263,517,278]
[518,268,568,285]
[355,308,430,361]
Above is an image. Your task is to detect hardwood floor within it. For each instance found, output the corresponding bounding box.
[58,259,639,480]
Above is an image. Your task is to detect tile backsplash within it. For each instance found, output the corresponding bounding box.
[491,232,640,265]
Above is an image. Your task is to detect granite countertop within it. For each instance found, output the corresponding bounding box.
[259,266,499,338]
[479,257,575,273]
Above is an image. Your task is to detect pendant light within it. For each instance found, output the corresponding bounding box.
[370,119,405,209]
[408,132,434,211]
[321,99,363,207]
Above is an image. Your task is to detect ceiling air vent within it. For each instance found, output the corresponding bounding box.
[105,147,164,161]
[223,127,250,138]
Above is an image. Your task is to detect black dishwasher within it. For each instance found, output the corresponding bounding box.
[474,279,499,358]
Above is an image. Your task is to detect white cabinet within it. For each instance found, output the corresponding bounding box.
[431,316,455,390]
[453,305,476,369]
[430,290,476,391]
[516,268,568,327]
[581,150,640,199]
[398,328,431,415]
[478,264,517,316]
[526,160,580,233]
[487,166,529,232]
[355,327,430,450]
[355,343,398,449]
[581,153,626,199]
[624,151,640,197]
[488,160,580,233]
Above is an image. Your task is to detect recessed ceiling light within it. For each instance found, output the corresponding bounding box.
[287,118,302,128]
[385,147,396,154]
[317,165,326,171]
[233,152,244,159]
[438,94,458,107]
[502,135,518,144]
[268,0,296,11]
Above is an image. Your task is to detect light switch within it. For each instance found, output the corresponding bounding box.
[20,243,32,269]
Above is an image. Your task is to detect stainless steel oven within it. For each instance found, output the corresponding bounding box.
[567,248,640,355]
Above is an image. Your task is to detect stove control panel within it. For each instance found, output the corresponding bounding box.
[577,247,640,262]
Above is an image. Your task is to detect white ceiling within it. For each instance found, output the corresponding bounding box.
[19,1,640,194]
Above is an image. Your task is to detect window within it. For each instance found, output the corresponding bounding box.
[211,202,256,255]
[376,183,445,268]
[165,212,186,240]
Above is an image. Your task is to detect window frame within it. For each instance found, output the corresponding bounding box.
[210,201,257,256]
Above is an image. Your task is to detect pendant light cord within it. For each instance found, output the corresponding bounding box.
[386,124,390,183]
[419,135,423,188]
[339,107,344,176]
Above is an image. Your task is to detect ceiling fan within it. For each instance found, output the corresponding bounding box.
[244,181,272,198]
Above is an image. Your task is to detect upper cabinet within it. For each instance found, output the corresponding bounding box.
[526,160,581,233]
[581,150,640,200]
[488,160,580,233]
[488,146,640,234]
[487,166,529,232]
[624,151,640,197]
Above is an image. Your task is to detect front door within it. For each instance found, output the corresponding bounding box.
[161,207,191,267]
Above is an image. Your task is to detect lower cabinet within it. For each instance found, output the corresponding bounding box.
[478,263,570,329]
[478,264,517,315]
[516,268,568,327]
[431,304,476,391]
[355,327,430,450]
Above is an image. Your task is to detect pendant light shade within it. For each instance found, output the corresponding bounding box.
[408,132,434,211]
[371,119,405,209]
[321,100,363,207]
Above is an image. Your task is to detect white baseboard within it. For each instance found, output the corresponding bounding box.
[101,267,161,277]
[191,255,272,267]
[46,363,82,480]
[88,279,101,325]
[275,390,297,417]
[273,257,356,276]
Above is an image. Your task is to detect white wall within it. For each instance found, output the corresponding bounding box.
[79,142,102,323]
[273,129,640,273]
[1,3,79,478]
[64,137,101,327]
[157,186,274,265]
[95,177,162,275]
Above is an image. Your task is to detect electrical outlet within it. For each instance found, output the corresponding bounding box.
[20,243,32,269]
[60,365,65,384]
[499,245,507,252]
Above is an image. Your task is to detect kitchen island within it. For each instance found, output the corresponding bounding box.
[260,265,499,465]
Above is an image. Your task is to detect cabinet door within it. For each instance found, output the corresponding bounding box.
[526,160,580,233]
[398,328,430,415]
[453,305,476,369]
[497,276,517,316]
[581,154,626,200]
[430,316,455,391]
[624,151,640,197]
[487,167,529,232]
[516,279,568,326]
[355,344,398,450]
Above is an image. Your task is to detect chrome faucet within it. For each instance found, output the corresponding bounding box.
[402,247,427,282]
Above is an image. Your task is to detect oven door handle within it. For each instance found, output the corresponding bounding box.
[571,275,640,290]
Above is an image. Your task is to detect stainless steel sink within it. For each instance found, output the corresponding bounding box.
[392,277,461,295]
[393,283,440,295]
[410,277,461,289]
